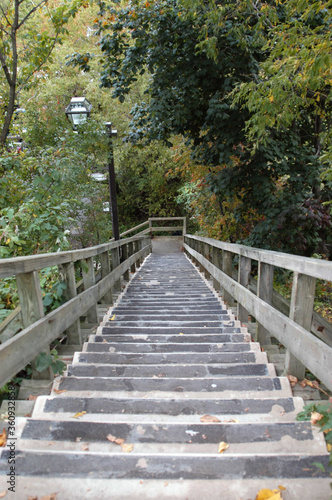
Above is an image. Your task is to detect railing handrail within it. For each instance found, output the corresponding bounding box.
[0,234,144,279]
[188,234,332,281]
[184,234,332,392]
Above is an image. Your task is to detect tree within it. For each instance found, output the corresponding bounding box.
[70,0,330,255]
[0,0,87,145]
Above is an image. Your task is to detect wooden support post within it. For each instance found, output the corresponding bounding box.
[256,262,274,345]
[198,241,204,273]
[284,272,316,379]
[183,217,186,236]
[222,250,235,306]
[16,271,52,379]
[203,243,211,279]
[82,257,99,323]
[128,242,135,273]
[212,245,221,291]
[100,251,113,305]
[122,243,130,282]
[111,247,121,293]
[237,255,251,323]
[58,262,82,345]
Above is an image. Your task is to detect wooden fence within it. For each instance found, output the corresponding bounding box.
[0,235,151,388]
[184,235,332,392]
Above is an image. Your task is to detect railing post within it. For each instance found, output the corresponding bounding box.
[256,262,274,345]
[82,257,99,324]
[122,243,130,282]
[111,246,121,293]
[16,271,52,379]
[100,250,113,305]
[183,217,186,236]
[237,255,251,323]
[128,241,136,273]
[198,241,205,273]
[58,262,82,345]
[212,245,221,291]
[203,242,211,279]
[222,250,235,306]
[284,272,316,379]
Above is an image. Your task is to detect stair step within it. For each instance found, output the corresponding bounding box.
[1,449,329,479]
[90,335,257,347]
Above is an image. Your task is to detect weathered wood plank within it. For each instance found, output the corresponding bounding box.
[284,273,317,379]
[256,263,274,345]
[184,243,332,391]
[238,256,251,324]
[222,250,235,306]
[58,262,82,345]
[100,251,113,305]
[82,257,98,324]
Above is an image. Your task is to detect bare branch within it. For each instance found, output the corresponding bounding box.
[0,4,12,28]
[17,0,48,29]
[0,50,13,86]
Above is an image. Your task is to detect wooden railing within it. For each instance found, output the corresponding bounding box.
[120,217,186,238]
[184,234,332,392]
[0,234,151,387]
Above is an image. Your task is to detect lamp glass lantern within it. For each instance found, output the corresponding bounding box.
[65,97,92,128]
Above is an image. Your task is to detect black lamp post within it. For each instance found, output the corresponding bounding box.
[65,97,120,241]
[105,122,120,241]
[65,97,92,129]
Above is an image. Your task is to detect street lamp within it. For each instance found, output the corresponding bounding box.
[105,122,120,241]
[65,97,92,129]
[65,97,120,241]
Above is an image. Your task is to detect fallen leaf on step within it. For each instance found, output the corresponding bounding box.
[81,444,89,451]
[110,314,116,321]
[40,494,57,500]
[28,497,37,500]
[121,443,134,452]
[0,429,7,447]
[27,395,38,401]
[255,488,284,500]
[278,486,286,492]
[179,332,184,335]
[310,411,324,425]
[200,415,221,423]
[299,379,307,388]
[72,411,87,419]
[218,441,229,453]
[53,389,68,394]
[0,491,7,498]
[287,375,298,387]
[106,434,125,445]
[306,379,320,389]
[47,442,55,446]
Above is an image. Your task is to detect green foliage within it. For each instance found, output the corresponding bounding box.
[297,401,332,468]
[35,349,66,376]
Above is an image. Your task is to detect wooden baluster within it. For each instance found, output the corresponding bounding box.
[284,272,316,379]
[100,250,113,305]
[16,271,52,379]
[203,242,211,279]
[122,243,130,282]
[82,257,98,324]
[237,255,251,323]
[128,241,135,273]
[198,241,204,273]
[212,245,221,291]
[111,246,121,293]
[58,262,82,345]
[256,262,274,345]
[222,250,235,306]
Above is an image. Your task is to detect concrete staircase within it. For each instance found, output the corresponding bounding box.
[0,252,330,499]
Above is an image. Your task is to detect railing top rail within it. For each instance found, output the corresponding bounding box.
[120,221,149,238]
[148,217,186,221]
[0,234,147,279]
[186,234,332,281]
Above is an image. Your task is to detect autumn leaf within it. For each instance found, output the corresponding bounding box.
[179,332,184,335]
[218,441,229,453]
[287,375,297,387]
[200,415,221,423]
[53,389,68,394]
[0,491,7,498]
[106,434,125,445]
[110,314,116,321]
[121,443,134,452]
[255,489,281,500]
[0,429,7,447]
[28,394,38,401]
[72,411,87,419]
[40,494,57,500]
[311,411,324,425]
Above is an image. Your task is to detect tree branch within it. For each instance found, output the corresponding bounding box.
[0,50,13,86]
[17,0,48,29]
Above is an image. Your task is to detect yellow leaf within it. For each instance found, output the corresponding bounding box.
[278,486,286,491]
[327,443,332,452]
[0,492,7,498]
[110,314,116,321]
[200,415,221,423]
[5,238,10,244]
[0,429,7,447]
[310,411,324,425]
[255,489,282,500]
[268,94,274,102]
[179,332,184,335]
[121,443,134,452]
[72,411,87,419]
[218,441,229,453]
[106,434,125,445]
